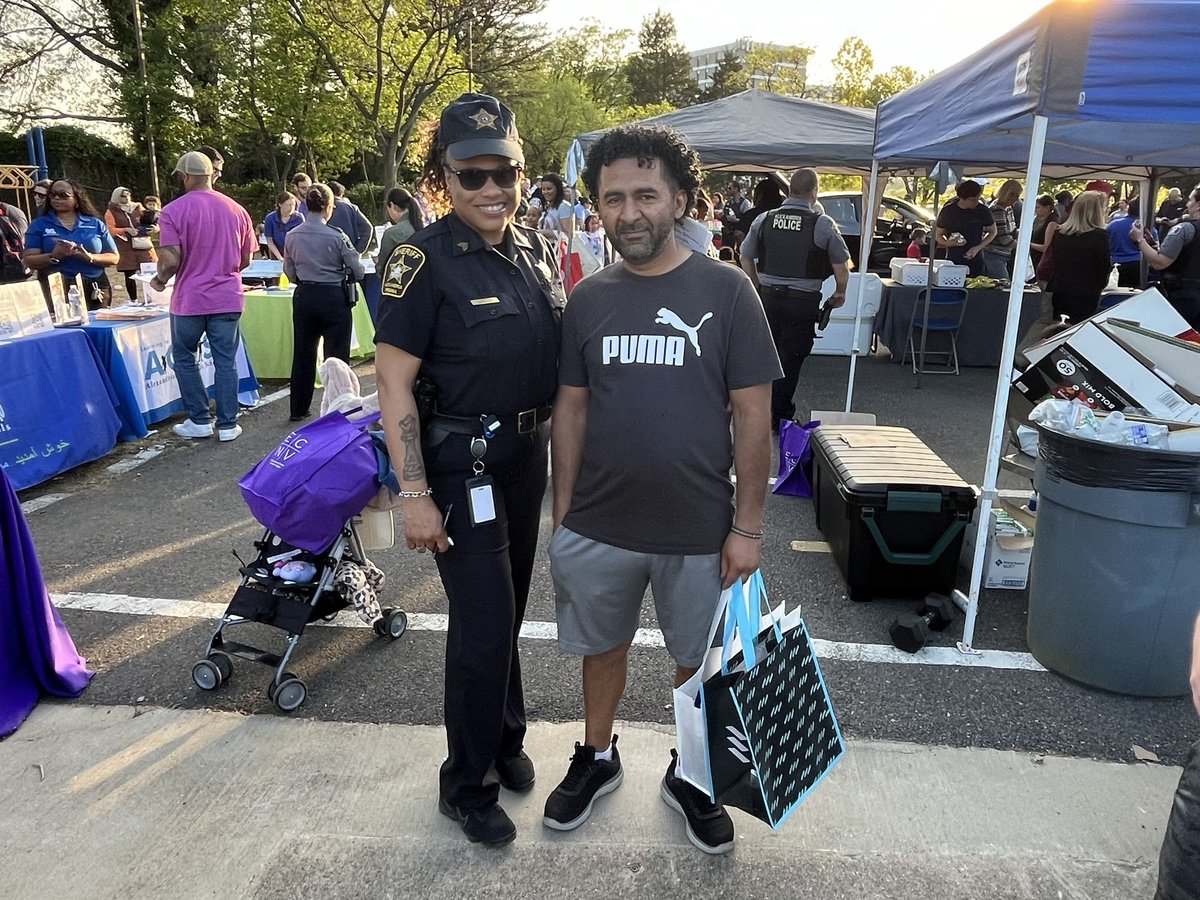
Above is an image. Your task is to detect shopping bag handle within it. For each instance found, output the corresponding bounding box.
[721,576,764,674]
[748,570,786,646]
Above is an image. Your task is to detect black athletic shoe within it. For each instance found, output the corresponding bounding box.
[660,750,735,855]
[495,750,535,792]
[542,735,623,831]
[438,798,517,847]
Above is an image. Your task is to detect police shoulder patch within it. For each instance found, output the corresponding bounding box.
[381,245,427,300]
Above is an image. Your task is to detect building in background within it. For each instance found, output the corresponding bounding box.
[689,39,808,93]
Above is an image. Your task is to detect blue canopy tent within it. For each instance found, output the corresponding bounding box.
[857,0,1200,652]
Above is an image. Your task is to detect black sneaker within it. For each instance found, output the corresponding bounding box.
[495,750,535,792]
[542,735,623,831]
[438,797,516,847]
[660,750,735,855]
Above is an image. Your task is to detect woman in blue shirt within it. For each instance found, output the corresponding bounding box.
[23,179,119,309]
[263,191,304,261]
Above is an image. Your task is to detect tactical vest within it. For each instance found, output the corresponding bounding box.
[1163,222,1200,289]
[758,208,834,281]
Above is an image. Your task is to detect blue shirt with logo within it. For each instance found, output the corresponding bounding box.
[25,212,118,280]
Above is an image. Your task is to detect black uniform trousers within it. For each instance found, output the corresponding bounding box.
[1156,737,1200,899]
[759,284,821,425]
[1166,285,1200,331]
[290,282,352,418]
[424,421,549,810]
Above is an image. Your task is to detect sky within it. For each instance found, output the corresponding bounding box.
[532,0,1054,83]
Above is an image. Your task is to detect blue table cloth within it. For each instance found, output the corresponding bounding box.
[0,329,121,490]
[83,314,261,442]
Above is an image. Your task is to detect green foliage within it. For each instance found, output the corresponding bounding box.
[702,50,748,102]
[346,182,386,225]
[625,11,695,108]
[218,179,280,225]
[0,126,146,198]
[830,37,926,109]
[743,45,813,96]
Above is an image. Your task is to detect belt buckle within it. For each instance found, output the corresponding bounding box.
[517,409,535,434]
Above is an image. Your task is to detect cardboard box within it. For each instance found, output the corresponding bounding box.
[961,506,1033,590]
[1012,321,1200,423]
[1022,288,1199,366]
[1098,319,1200,400]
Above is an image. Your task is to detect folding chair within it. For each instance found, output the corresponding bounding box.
[901,287,968,375]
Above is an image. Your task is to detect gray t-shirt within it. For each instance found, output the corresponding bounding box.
[741,198,850,292]
[559,253,783,554]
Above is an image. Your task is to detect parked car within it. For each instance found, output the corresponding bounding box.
[818,192,936,272]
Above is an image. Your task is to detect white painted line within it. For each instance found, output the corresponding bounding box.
[790,540,832,553]
[105,444,165,475]
[52,591,1046,672]
[20,493,70,515]
[255,387,290,407]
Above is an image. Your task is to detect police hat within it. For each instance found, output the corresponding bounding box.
[439,93,523,164]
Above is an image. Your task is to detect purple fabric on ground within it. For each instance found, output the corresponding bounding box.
[0,467,93,739]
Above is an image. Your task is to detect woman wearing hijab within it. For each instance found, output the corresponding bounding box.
[105,186,157,300]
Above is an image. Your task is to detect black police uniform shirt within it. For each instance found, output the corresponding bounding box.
[374,212,564,418]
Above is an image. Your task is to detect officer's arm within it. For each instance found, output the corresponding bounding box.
[721,383,772,589]
[551,384,589,528]
[739,223,761,285]
[376,343,449,553]
[829,261,850,308]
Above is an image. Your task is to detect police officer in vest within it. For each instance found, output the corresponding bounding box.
[374,93,565,847]
[740,168,851,429]
[1132,183,1200,330]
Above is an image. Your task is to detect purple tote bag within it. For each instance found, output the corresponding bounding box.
[772,419,819,498]
[239,411,380,551]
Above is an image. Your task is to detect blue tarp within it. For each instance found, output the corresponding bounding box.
[874,0,1200,175]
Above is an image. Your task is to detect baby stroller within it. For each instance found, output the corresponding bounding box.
[191,408,406,712]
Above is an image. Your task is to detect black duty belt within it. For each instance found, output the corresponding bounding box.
[760,284,821,298]
[428,405,552,436]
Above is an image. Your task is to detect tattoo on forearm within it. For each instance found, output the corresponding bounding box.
[399,414,425,481]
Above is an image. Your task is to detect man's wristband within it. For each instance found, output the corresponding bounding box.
[730,525,764,540]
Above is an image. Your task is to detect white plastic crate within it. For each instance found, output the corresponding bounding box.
[934,264,969,287]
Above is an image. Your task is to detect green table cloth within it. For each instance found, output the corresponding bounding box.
[240,287,375,379]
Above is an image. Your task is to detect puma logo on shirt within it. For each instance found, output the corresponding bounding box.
[601,307,714,366]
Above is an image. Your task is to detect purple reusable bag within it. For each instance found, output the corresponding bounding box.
[238,411,380,551]
[772,419,820,498]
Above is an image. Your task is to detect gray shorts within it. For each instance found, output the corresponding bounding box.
[549,526,722,668]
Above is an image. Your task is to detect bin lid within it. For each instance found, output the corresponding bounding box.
[813,425,975,496]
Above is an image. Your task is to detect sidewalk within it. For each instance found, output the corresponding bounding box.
[1,704,1177,899]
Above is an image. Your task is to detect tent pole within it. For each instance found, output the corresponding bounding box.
[845,159,880,411]
[916,172,944,390]
[1143,169,1157,287]
[957,114,1048,652]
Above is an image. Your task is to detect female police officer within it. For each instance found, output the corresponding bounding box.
[374,93,564,847]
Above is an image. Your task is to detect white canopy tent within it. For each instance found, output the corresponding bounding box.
[857,0,1200,651]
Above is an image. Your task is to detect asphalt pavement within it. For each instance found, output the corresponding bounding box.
[8,352,1197,898]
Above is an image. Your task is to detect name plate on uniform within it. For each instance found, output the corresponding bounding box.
[0,280,54,338]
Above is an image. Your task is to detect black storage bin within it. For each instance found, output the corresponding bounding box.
[811,425,979,601]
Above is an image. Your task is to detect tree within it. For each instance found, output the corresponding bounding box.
[830,36,874,107]
[701,50,747,102]
[625,11,695,108]
[743,44,813,96]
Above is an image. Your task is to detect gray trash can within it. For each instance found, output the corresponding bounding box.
[1027,425,1200,696]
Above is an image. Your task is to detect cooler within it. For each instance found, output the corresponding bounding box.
[811,425,979,601]
[812,272,882,357]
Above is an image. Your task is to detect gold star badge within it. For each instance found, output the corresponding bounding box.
[380,245,426,300]
[469,108,498,130]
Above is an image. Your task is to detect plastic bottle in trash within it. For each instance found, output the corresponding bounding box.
[67,285,82,319]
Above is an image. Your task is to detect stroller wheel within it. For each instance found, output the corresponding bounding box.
[273,677,307,712]
[266,672,298,702]
[192,659,222,691]
[381,608,407,640]
[207,651,233,683]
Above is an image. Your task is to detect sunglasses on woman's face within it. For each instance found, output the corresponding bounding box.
[50,191,74,199]
[444,164,522,191]
[34,191,48,199]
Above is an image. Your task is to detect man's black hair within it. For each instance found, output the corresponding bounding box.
[582,125,701,218]
[329,181,347,198]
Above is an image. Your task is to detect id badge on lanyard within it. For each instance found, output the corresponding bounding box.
[466,436,496,526]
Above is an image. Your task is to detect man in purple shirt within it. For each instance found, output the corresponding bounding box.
[152,151,257,442]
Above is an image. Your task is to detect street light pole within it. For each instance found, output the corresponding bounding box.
[131,0,160,196]
[467,12,474,93]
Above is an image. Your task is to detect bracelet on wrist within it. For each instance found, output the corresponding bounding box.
[397,487,433,498]
[730,524,764,540]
